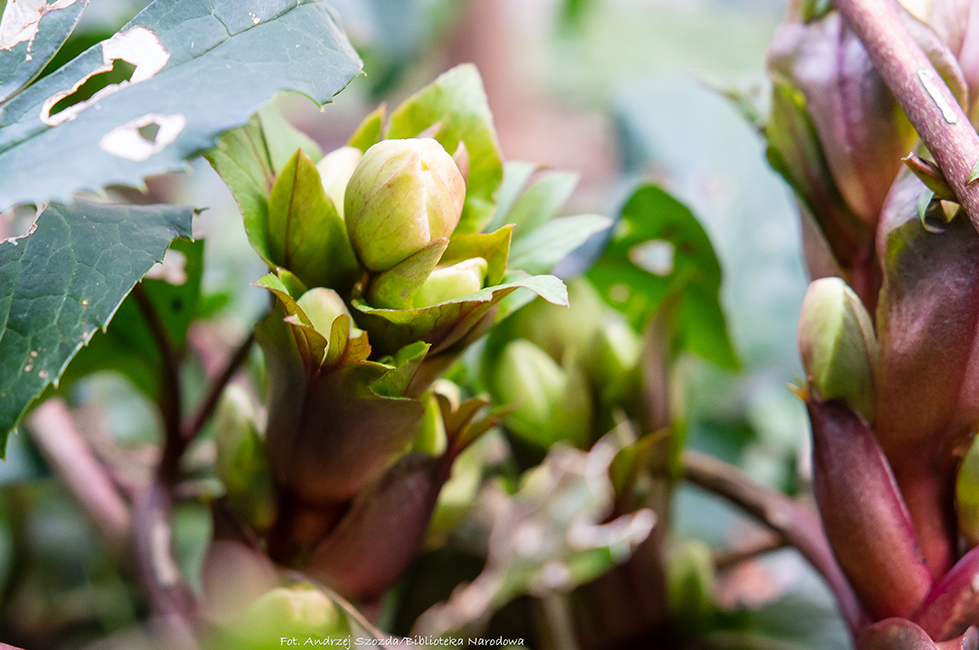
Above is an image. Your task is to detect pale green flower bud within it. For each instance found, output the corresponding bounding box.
[413,257,488,308]
[315,145,362,220]
[296,287,352,336]
[214,386,275,532]
[493,339,593,448]
[237,584,348,643]
[345,138,466,272]
[798,277,878,422]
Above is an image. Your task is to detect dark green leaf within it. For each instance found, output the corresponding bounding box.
[57,238,204,400]
[587,185,738,369]
[0,0,88,103]
[0,201,193,451]
[0,0,363,211]
[508,214,612,275]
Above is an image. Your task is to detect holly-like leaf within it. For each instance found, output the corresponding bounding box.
[503,170,579,237]
[0,0,88,103]
[0,0,363,212]
[57,238,204,400]
[587,184,738,369]
[386,64,503,235]
[0,200,193,452]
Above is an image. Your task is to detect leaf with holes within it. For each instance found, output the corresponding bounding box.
[0,201,193,454]
[0,0,89,103]
[0,0,363,211]
[587,184,738,369]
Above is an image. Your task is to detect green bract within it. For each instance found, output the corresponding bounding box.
[798,277,878,422]
[345,137,466,273]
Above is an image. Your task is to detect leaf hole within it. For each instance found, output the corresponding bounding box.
[47,58,136,119]
[137,121,160,143]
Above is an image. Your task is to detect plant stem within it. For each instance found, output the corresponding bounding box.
[132,283,185,482]
[27,399,133,565]
[682,450,869,637]
[132,283,198,642]
[834,0,979,226]
[182,331,255,440]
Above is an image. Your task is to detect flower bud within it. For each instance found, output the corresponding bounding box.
[798,277,878,423]
[413,257,488,308]
[345,138,466,273]
[295,287,353,337]
[236,584,348,645]
[214,385,275,532]
[315,145,362,220]
[492,339,592,449]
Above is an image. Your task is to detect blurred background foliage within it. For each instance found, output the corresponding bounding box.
[0,0,844,647]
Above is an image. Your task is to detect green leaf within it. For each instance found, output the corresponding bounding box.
[57,238,204,400]
[258,104,323,172]
[0,200,193,451]
[347,104,385,153]
[268,148,360,292]
[504,170,580,237]
[386,64,503,234]
[508,214,612,275]
[587,185,738,369]
[0,0,88,103]
[0,0,363,211]
[486,160,538,232]
[353,274,568,357]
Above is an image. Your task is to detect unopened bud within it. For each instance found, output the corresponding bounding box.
[413,257,488,308]
[345,138,466,272]
[214,386,275,532]
[296,287,352,336]
[316,145,362,220]
[238,584,348,642]
[798,277,878,422]
[493,339,592,448]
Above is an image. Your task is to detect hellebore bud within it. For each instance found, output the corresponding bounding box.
[413,257,488,308]
[493,339,593,449]
[295,287,354,337]
[316,145,362,220]
[214,385,275,532]
[236,584,349,645]
[345,138,466,273]
[798,277,878,423]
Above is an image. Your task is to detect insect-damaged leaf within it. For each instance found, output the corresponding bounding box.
[0,201,193,454]
[0,0,88,103]
[0,0,363,211]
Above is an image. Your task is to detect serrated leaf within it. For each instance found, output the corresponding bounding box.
[386,64,503,234]
[587,184,738,369]
[57,238,204,400]
[0,0,363,211]
[0,0,88,103]
[508,214,612,275]
[0,200,193,452]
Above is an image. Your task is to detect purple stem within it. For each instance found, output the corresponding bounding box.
[834,0,979,226]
